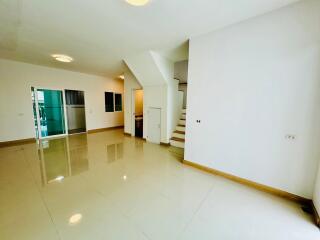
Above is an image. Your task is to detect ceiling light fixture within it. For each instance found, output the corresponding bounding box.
[126,0,149,6]
[119,75,124,80]
[51,54,73,63]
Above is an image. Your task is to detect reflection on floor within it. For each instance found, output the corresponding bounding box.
[0,129,319,240]
[39,136,89,185]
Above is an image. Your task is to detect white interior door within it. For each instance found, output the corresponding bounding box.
[147,108,161,144]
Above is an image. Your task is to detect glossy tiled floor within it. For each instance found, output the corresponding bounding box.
[0,129,319,240]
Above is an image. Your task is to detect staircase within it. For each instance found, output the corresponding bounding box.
[170,108,186,148]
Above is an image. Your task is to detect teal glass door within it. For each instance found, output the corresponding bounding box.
[36,89,66,137]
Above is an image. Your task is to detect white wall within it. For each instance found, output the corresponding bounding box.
[152,52,174,84]
[314,165,320,215]
[174,60,189,108]
[0,59,124,142]
[124,70,141,135]
[178,84,188,109]
[125,51,167,86]
[143,85,168,143]
[174,60,188,83]
[185,0,320,198]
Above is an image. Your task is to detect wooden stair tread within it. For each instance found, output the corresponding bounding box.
[170,137,185,142]
[174,130,185,134]
[178,124,185,127]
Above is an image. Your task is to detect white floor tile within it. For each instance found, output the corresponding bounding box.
[0,129,318,240]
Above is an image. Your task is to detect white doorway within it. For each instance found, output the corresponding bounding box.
[131,89,143,137]
[147,107,161,144]
[65,90,86,134]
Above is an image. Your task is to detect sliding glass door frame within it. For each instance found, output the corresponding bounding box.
[33,87,69,140]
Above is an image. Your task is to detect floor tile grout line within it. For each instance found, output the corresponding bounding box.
[124,191,170,240]
[21,147,64,240]
[177,183,215,239]
[79,172,156,240]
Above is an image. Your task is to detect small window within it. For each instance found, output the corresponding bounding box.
[115,93,122,111]
[65,90,85,105]
[105,92,114,112]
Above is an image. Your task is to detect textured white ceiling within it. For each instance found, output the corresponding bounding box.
[0,0,300,77]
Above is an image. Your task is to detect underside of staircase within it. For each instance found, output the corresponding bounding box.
[170,108,186,148]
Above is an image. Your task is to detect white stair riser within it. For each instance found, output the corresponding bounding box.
[179,119,186,125]
[180,115,186,120]
[176,126,185,131]
[170,140,185,148]
[172,132,185,138]
[181,109,186,114]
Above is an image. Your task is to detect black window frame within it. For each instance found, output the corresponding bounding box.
[114,93,122,112]
[105,92,114,112]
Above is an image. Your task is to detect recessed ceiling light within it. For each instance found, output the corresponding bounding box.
[126,0,149,6]
[52,54,73,63]
[119,75,124,80]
